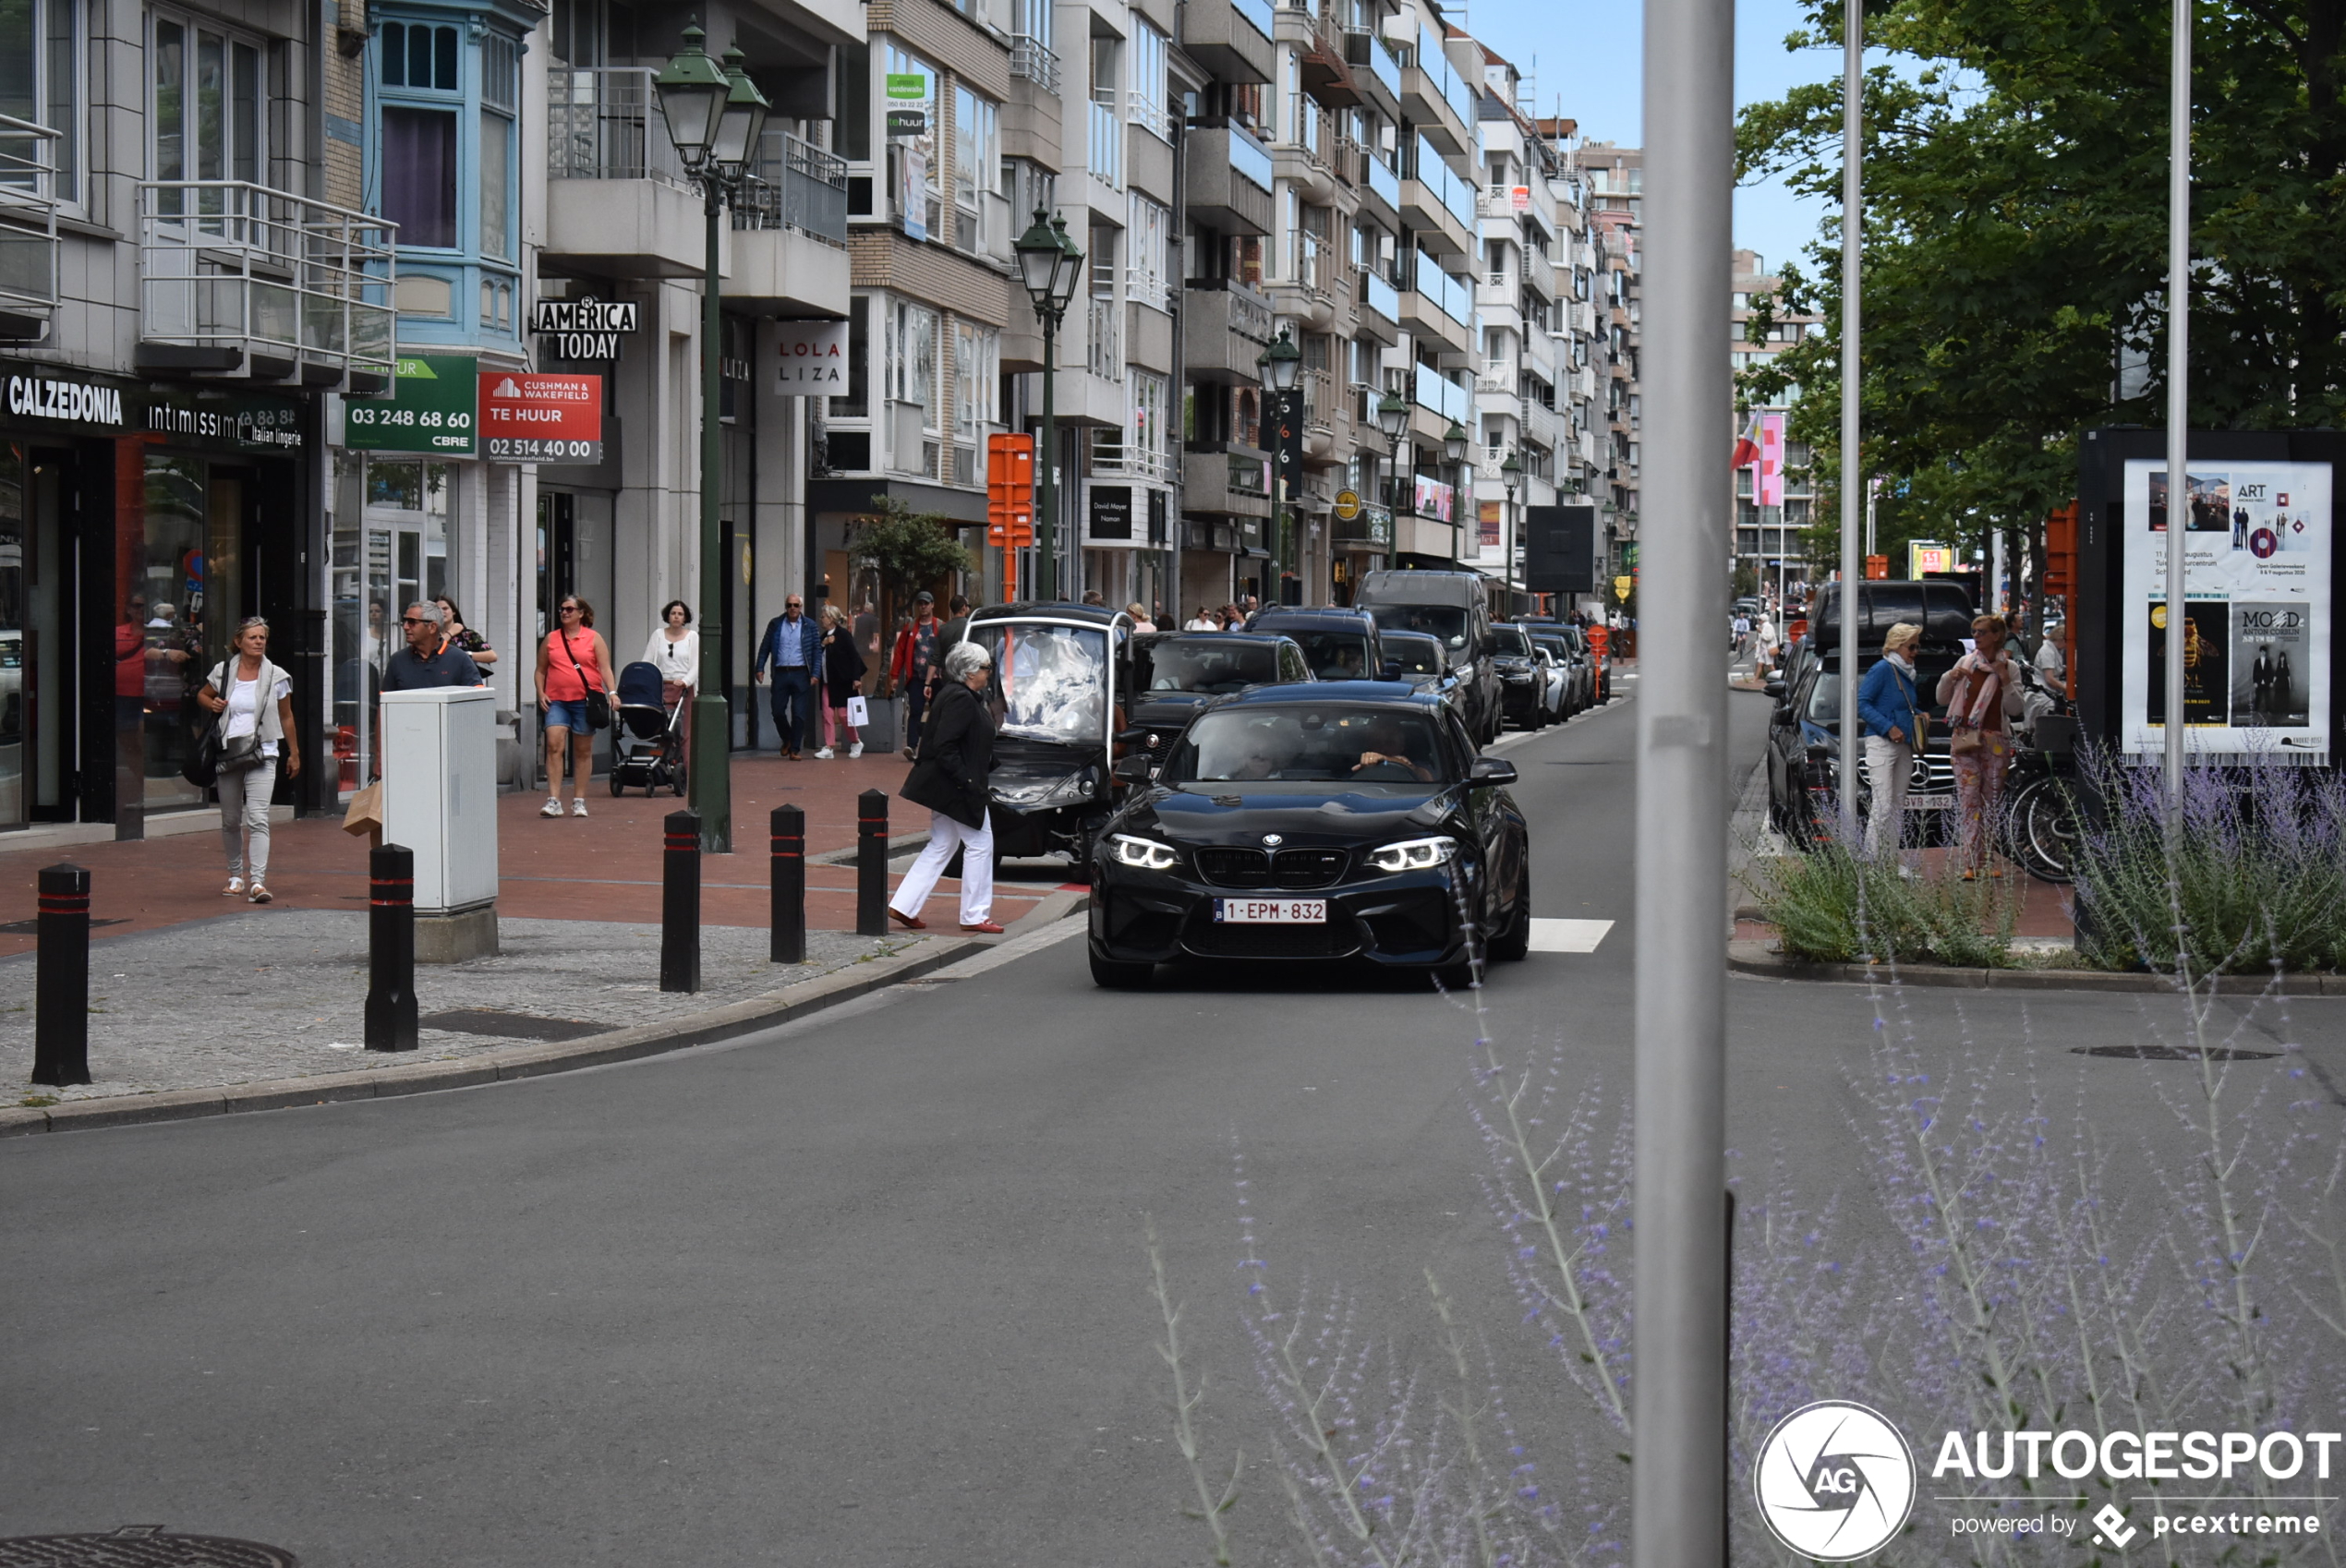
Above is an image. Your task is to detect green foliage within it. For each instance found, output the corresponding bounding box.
[1746,841,2020,966]
[848,496,973,607]
[1738,0,2346,566]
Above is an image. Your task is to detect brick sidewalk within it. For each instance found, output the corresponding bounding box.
[0,752,1072,958]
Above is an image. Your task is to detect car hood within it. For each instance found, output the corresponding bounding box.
[1119,782,1457,847]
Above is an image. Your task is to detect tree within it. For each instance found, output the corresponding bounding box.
[1739,0,2346,618]
[849,497,973,696]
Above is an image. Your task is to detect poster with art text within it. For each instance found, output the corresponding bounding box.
[2122,459,2330,761]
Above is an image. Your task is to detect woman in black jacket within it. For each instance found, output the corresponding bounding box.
[889,639,1001,933]
[816,604,868,758]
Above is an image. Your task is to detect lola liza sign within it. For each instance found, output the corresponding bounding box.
[774,320,847,394]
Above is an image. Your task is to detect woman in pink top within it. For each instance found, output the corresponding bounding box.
[533,595,619,818]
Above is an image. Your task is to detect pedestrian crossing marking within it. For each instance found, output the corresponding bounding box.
[1527,918,1614,953]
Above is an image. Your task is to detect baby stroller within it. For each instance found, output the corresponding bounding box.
[609,661,686,796]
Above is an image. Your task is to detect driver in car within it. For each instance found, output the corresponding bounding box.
[1228,733,1285,779]
[1351,717,1433,782]
[1324,645,1365,681]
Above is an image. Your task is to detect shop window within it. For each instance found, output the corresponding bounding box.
[0,0,79,205]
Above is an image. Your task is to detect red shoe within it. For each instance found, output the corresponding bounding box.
[889,908,925,930]
[959,920,1006,935]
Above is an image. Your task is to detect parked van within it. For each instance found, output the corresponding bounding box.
[1352,570,1501,742]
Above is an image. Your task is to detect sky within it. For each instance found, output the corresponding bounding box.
[1462,0,1838,275]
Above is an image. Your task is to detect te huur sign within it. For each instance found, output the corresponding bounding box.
[531,298,638,361]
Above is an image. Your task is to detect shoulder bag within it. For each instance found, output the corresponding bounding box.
[1948,662,1998,758]
[184,660,270,787]
[559,632,611,730]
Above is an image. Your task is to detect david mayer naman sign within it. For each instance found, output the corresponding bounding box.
[530,298,638,360]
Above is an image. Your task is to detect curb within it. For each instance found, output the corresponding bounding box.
[1726,939,2346,995]
[4,935,984,1140]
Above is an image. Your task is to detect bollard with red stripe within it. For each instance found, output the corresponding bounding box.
[856,789,889,937]
[365,843,418,1052]
[661,809,702,993]
[31,863,92,1087]
[770,804,806,965]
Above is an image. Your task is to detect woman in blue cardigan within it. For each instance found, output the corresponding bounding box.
[1855,621,1927,857]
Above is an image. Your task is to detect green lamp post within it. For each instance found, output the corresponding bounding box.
[1500,447,1523,600]
[1257,328,1302,597]
[656,29,767,853]
[1442,418,1469,559]
[1013,208,1086,601]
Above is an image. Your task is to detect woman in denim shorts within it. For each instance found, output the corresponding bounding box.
[534,595,618,817]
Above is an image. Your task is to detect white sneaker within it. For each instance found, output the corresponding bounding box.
[541,797,564,818]
[815,746,835,759]
[571,798,589,817]
[849,742,864,758]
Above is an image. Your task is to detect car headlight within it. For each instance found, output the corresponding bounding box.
[995,770,1097,808]
[1367,835,1457,873]
[1108,833,1179,871]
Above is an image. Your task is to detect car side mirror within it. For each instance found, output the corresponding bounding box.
[1378,660,1402,681]
[1112,753,1155,783]
[1763,680,1785,700]
[1469,756,1518,787]
[1115,728,1150,746]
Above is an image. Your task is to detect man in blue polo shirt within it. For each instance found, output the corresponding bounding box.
[381,601,483,690]
[753,593,821,758]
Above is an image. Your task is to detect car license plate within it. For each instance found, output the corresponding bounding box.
[1214,898,1327,923]
[1905,793,1954,810]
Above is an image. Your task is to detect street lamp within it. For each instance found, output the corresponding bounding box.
[1014,209,1085,601]
[1442,419,1469,558]
[1500,448,1523,606]
[656,28,769,855]
[1374,389,1409,544]
[1257,328,1302,600]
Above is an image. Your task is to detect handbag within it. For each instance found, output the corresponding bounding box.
[182,662,270,786]
[558,631,611,730]
[845,694,870,728]
[1948,661,2000,758]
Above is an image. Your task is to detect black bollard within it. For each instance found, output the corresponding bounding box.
[857,789,889,936]
[365,843,418,1053]
[31,863,92,1088]
[661,809,701,993]
[770,804,806,965]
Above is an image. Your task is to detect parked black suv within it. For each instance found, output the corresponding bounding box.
[1246,605,1388,683]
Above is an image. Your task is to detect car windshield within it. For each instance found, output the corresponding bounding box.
[1279,629,1373,681]
[1530,635,1568,662]
[1385,634,1445,675]
[1136,639,1279,694]
[1491,625,1532,658]
[1362,602,1470,649]
[969,622,1107,742]
[1174,706,1452,784]
[1807,651,1962,724]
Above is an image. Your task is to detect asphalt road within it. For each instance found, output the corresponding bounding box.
[6,686,2341,1566]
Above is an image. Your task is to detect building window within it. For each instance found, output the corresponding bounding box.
[151,12,264,202]
[382,106,458,247]
[953,320,998,444]
[0,0,79,204]
[1130,19,1168,139]
[888,296,936,413]
[478,110,513,259]
[1126,192,1171,310]
[836,295,871,417]
[381,22,460,90]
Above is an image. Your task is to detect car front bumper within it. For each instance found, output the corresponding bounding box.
[1089,864,1470,967]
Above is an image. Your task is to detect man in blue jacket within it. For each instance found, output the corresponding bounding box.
[1856,621,1927,858]
[753,594,824,758]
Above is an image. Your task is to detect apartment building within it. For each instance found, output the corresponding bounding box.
[0,0,382,838]
[1731,247,1818,596]
[1579,138,1640,600]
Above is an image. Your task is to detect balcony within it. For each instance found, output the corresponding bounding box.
[1010,34,1061,93]
[1092,430,1175,484]
[1359,150,1401,225]
[1357,268,1399,344]
[1345,30,1401,115]
[1087,98,1122,188]
[1181,277,1274,381]
[1085,294,1122,380]
[727,134,853,319]
[1181,443,1273,517]
[0,115,58,341]
[1411,362,1469,425]
[1276,103,1339,203]
[1401,251,1474,354]
[136,182,394,390]
[546,66,709,277]
[1182,123,1273,236]
[1179,0,1275,84]
[1399,27,1476,157]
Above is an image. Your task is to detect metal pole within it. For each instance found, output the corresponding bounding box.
[1635,0,1731,1558]
[770,802,806,965]
[856,788,890,935]
[2163,0,2191,807]
[661,809,703,993]
[1039,314,1058,602]
[31,863,91,1087]
[365,843,417,1053]
[1837,0,1863,845]
[691,184,734,852]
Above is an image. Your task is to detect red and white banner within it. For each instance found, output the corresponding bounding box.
[478,372,602,462]
[1756,412,1786,508]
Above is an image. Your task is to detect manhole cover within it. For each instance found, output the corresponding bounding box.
[2073,1044,2279,1062]
[419,1007,607,1043]
[0,918,130,935]
[0,1529,296,1567]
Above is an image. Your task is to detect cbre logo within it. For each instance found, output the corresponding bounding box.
[1754,1401,1917,1561]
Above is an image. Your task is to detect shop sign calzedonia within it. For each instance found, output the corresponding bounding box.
[530,298,637,361]
[480,372,603,462]
[1,362,302,452]
[775,321,848,394]
[345,356,478,455]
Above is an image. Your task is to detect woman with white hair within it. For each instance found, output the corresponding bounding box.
[889,638,1002,933]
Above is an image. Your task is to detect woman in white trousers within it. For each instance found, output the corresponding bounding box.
[889,640,1002,933]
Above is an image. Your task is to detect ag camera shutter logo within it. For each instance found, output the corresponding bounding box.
[1753,1400,1917,1561]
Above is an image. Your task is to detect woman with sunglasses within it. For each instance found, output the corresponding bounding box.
[533,596,618,817]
